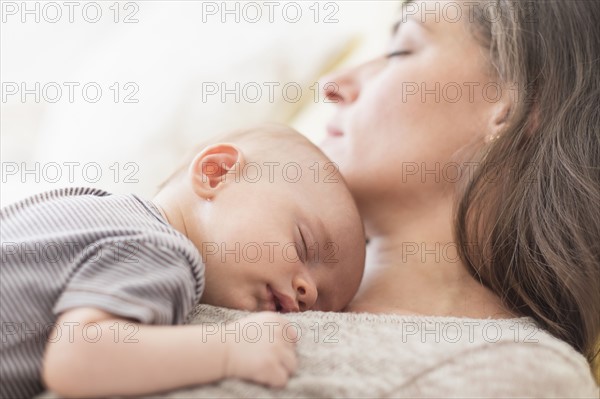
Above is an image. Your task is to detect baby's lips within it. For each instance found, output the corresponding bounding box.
[271,288,299,313]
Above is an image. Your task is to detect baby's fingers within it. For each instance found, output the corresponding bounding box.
[280,348,298,376]
[266,365,291,388]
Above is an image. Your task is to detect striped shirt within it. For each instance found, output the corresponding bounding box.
[0,187,205,398]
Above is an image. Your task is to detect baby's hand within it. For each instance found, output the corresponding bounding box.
[224,312,298,388]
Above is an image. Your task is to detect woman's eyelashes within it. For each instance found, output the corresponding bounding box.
[386,50,411,58]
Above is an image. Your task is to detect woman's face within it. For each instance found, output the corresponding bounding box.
[321,0,505,215]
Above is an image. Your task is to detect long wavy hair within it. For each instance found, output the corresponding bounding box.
[441,0,600,378]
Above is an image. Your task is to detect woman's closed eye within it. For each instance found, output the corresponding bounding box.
[386,50,412,58]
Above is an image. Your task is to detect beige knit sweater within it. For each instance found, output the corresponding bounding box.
[40,305,600,398]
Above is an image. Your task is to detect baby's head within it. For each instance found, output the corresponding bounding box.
[157,124,366,312]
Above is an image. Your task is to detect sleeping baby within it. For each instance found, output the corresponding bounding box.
[0,124,366,398]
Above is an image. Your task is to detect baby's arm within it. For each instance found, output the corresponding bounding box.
[42,307,297,398]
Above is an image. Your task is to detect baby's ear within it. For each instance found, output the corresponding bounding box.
[188,143,244,200]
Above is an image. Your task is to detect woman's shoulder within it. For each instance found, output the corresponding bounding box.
[414,315,598,397]
[347,312,600,397]
[184,306,599,398]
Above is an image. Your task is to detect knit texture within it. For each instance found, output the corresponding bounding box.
[39,305,600,398]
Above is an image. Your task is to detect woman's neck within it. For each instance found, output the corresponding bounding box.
[346,197,514,319]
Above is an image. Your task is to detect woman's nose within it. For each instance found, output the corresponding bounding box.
[320,68,360,104]
[320,56,384,105]
[293,275,318,311]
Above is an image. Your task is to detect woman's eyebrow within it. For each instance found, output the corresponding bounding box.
[391,16,432,36]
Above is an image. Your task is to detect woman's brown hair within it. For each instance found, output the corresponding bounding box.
[449,0,599,378]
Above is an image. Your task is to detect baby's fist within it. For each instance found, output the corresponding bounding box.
[224,312,298,388]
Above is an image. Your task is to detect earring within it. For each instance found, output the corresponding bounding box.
[486,134,500,143]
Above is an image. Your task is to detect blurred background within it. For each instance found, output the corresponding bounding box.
[1,1,399,206]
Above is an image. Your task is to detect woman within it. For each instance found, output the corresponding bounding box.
[178,1,597,396]
[175,1,597,397]
[321,0,599,385]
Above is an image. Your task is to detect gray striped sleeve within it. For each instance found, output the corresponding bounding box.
[52,240,199,325]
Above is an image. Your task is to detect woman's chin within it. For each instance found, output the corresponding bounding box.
[319,137,346,167]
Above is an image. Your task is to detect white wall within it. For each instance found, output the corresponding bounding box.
[1,1,399,206]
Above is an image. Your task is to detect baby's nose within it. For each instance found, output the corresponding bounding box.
[294,278,318,311]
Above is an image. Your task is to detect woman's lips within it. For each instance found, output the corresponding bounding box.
[326,125,344,137]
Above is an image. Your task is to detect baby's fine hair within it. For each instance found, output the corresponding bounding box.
[157,123,328,191]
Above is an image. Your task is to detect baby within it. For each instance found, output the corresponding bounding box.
[0,125,366,398]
